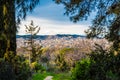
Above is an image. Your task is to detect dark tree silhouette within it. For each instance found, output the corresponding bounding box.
[54,0,120,51]
[0,0,40,61]
[54,1,120,79]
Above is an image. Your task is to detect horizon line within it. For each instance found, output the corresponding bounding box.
[16,34,86,36]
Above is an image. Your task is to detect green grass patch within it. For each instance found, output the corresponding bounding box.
[32,72,50,80]
[52,72,71,80]
[32,72,71,80]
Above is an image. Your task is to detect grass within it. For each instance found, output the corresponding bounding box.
[32,72,51,80]
[32,72,71,80]
[52,72,71,80]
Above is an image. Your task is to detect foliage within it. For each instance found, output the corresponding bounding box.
[25,20,40,36]
[15,0,40,23]
[55,48,74,71]
[0,58,15,80]
[0,0,40,59]
[31,46,43,63]
[54,0,120,48]
[0,1,40,80]
[31,61,46,73]
[89,47,120,80]
[0,36,7,58]
[71,58,91,80]
[24,20,44,75]
[0,0,16,60]
[0,55,31,80]
[54,1,120,79]
[55,0,119,27]
[4,51,16,63]
[106,15,120,51]
[71,45,120,80]
[25,20,41,63]
[13,55,32,80]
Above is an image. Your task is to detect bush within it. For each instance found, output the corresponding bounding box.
[0,58,15,80]
[0,55,31,80]
[31,62,46,72]
[71,45,120,80]
[88,45,120,80]
[71,58,91,80]
[14,55,32,80]
[55,48,74,72]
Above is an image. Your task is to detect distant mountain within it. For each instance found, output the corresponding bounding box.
[16,35,48,40]
[56,34,86,38]
[16,34,86,40]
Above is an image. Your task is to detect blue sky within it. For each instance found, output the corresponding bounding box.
[18,0,93,35]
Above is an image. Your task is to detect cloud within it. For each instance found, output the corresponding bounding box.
[18,0,93,35]
[28,0,93,24]
[18,16,89,35]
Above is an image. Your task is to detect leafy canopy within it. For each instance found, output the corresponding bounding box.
[54,0,120,42]
[15,0,40,23]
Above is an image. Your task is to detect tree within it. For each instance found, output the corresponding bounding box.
[54,0,120,51]
[71,43,120,80]
[54,0,120,79]
[25,20,41,64]
[0,0,40,61]
[0,0,16,61]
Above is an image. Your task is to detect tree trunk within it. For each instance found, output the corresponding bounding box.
[0,0,16,61]
[0,0,6,58]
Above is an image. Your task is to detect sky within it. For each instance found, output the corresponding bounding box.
[18,0,93,35]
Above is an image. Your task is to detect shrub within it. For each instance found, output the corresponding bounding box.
[88,45,120,80]
[0,58,15,80]
[31,62,46,72]
[14,55,32,80]
[55,48,74,71]
[0,55,31,80]
[71,58,91,80]
[71,44,120,80]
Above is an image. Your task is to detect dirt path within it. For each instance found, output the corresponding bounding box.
[44,76,53,80]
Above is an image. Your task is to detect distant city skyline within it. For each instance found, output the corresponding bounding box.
[18,0,94,35]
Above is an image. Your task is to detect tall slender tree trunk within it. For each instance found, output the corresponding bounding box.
[0,0,6,58]
[0,0,16,61]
